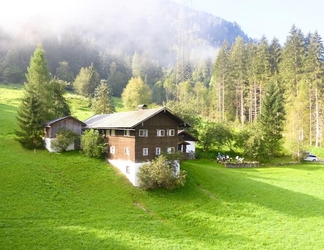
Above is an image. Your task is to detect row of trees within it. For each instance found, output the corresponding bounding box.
[210,25,324,158]
[15,24,324,161]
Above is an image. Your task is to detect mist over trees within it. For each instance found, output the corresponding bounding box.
[0,0,248,86]
[3,0,324,159]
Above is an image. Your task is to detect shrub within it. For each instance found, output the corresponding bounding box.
[51,129,78,152]
[81,129,106,158]
[137,155,187,190]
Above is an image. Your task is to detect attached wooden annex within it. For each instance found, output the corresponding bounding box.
[43,116,85,152]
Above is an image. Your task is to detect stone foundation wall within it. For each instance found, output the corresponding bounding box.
[224,162,260,168]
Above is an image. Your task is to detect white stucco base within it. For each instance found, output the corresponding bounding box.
[44,138,75,153]
[108,159,180,187]
[186,141,196,154]
[108,159,145,187]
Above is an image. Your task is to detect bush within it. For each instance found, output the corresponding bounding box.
[137,155,187,190]
[51,129,78,152]
[81,129,106,158]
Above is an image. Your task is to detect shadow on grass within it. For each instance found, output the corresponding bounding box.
[180,161,324,218]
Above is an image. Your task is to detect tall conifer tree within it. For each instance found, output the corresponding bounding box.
[16,45,70,149]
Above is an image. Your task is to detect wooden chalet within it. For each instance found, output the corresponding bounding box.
[43,116,85,152]
[83,105,192,186]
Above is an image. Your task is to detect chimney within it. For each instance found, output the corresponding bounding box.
[138,104,148,110]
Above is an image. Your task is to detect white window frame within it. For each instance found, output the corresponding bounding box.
[157,129,165,137]
[110,146,115,154]
[124,129,130,136]
[167,129,175,136]
[143,148,149,156]
[139,129,148,137]
[124,147,130,156]
[167,147,175,154]
[155,147,161,155]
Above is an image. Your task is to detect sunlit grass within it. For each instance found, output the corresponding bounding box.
[1,84,324,249]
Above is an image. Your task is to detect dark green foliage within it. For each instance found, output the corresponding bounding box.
[91,81,115,114]
[137,155,186,190]
[26,44,51,87]
[81,129,106,158]
[73,63,100,97]
[51,129,78,152]
[258,80,285,158]
[15,46,71,149]
[2,66,24,83]
[43,79,71,121]
[196,121,234,152]
[55,61,74,84]
[15,87,44,149]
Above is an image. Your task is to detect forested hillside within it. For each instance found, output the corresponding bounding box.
[0,0,248,86]
[2,0,324,160]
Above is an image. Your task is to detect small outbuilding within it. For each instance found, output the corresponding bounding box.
[43,116,85,152]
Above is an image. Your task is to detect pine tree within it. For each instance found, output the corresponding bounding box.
[26,44,51,90]
[280,25,308,158]
[269,37,282,87]
[258,81,285,158]
[212,40,229,121]
[44,79,71,120]
[91,81,115,114]
[16,45,71,149]
[15,87,44,149]
[304,31,324,146]
[228,36,247,126]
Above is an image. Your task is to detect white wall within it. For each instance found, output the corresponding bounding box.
[108,159,181,187]
[44,138,75,153]
[108,159,144,186]
[186,141,196,153]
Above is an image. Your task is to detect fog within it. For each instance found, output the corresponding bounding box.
[0,0,246,67]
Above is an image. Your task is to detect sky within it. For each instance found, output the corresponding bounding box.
[177,0,324,44]
[1,0,323,45]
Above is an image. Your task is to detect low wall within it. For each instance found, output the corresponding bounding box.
[224,162,260,168]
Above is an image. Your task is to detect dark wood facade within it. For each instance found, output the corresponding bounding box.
[44,116,85,138]
[105,112,180,163]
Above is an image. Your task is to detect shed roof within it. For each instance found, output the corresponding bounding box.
[44,116,86,127]
[83,107,190,129]
[178,130,199,141]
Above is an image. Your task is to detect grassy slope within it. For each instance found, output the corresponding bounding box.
[1,84,324,249]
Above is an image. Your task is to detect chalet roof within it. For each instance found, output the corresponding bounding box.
[178,130,199,141]
[83,107,190,129]
[44,116,86,127]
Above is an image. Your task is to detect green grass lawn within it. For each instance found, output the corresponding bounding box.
[1,83,324,249]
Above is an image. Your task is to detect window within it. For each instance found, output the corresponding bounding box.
[155,147,161,155]
[167,147,175,154]
[157,129,165,137]
[139,129,148,137]
[110,146,115,154]
[124,147,130,155]
[106,130,110,136]
[124,129,130,136]
[143,148,148,156]
[111,130,115,136]
[167,129,175,136]
[126,166,130,174]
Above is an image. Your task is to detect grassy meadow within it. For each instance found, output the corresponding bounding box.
[1,83,324,249]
